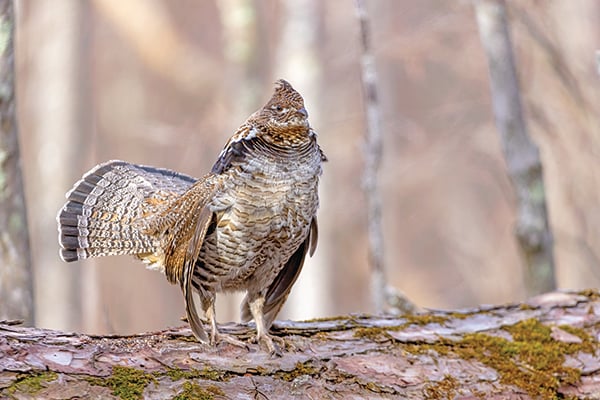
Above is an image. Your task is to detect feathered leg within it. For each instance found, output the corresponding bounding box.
[200,292,246,349]
[247,294,284,356]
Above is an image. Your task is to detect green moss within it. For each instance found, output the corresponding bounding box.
[363,381,388,393]
[400,318,597,398]
[353,326,394,341]
[409,318,597,399]
[165,367,227,382]
[86,365,156,400]
[175,335,200,343]
[401,314,450,326]
[518,303,538,311]
[244,361,322,382]
[302,315,349,323]
[275,361,321,382]
[353,313,457,341]
[422,374,459,399]
[205,385,225,396]
[443,310,476,320]
[313,331,331,340]
[5,371,58,395]
[558,324,596,352]
[172,381,224,400]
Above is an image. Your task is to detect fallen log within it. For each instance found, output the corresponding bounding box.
[1,290,599,399]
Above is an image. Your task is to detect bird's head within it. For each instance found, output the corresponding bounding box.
[253,79,313,146]
[211,79,322,174]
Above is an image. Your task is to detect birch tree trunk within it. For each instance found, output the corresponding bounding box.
[475,0,556,296]
[0,0,34,325]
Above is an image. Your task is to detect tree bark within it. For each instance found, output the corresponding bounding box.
[0,0,34,325]
[475,0,556,296]
[1,290,598,399]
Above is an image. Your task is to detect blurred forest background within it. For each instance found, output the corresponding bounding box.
[9,0,600,336]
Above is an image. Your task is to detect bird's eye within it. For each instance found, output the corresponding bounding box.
[273,105,283,112]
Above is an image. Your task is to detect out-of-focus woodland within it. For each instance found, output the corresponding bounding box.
[7,0,600,336]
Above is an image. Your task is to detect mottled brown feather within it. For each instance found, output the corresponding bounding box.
[57,79,325,350]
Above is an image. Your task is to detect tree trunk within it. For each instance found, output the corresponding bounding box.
[274,0,332,321]
[355,0,387,315]
[23,0,87,333]
[0,0,34,325]
[475,0,556,296]
[1,290,598,399]
[355,0,417,315]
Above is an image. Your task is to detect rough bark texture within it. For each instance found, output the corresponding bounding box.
[1,290,599,399]
[0,0,34,325]
[475,0,556,296]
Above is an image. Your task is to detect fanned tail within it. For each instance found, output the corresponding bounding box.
[57,160,196,262]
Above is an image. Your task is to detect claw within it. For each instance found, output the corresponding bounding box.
[255,333,284,356]
[214,332,249,350]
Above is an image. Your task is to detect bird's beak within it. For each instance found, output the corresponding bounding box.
[297,107,308,118]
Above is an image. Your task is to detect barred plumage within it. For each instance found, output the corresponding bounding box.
[57,79,325,353]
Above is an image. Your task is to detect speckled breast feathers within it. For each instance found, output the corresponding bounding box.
[57,79,325,350]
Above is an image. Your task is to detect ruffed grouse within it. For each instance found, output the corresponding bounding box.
[57,79,325,353]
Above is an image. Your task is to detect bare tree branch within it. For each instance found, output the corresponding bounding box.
[0,0,34,325]
[475,0,556,296]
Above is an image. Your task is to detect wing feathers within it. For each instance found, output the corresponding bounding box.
[241,218,318,327]
[147,177,219,343]
[181,207,213,343]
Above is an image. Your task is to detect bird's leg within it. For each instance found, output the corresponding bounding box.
[248,295,284,356]
[202,296,247,349]
[204,302,219,345]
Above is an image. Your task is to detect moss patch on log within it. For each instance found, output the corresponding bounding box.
[275,361,322,382]
[423,374,459,399]
[165,366,229,382]
[86,365,156,400]
[404,318,596,399]
[171,381,224,400]
[5,371,58,396]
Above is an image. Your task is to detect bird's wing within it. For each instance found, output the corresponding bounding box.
[148,176,219,343]
[181,205,214,343]
[211,123,261,174]
[242,218,319,328]
[147,176,217,283]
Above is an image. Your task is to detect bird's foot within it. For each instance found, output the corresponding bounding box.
[211,332,248,350]
[253,333,287,356]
